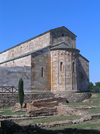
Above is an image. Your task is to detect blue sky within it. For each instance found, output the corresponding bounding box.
[0,0,100,84]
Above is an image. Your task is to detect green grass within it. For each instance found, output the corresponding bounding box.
[63,93,100,115]
[46,118,100,130]
[0,109,26,115]
[1,93,100,132]
[64,93,100,107]
[24,91,53,94]
[15,115,81,125]
[87,107,100,114]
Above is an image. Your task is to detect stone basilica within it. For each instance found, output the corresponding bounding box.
[0,26,89,92]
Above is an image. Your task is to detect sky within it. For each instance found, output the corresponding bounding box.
[0,0,100,84]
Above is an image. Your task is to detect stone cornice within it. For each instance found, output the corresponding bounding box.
[50,47,80,52]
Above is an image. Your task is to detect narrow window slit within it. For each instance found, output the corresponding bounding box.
[60,62,63,71]
[62,34,64,37]
[41,67,44,77]
[72,62,74,72]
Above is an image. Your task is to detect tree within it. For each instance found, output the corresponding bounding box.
[18,78,24,108]
[95,82,100,87]
[89,82,94,91]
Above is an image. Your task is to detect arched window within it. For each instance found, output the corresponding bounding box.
[72,62,74,72]
[41,67,44,77]
[60,62,63,72]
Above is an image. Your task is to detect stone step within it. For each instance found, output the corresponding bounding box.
[31,97,67,105]
[31,101,59,108]
[27,107,57,116]
[26,101,59,111]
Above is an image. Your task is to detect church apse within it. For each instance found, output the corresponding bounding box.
[51,48,80,92]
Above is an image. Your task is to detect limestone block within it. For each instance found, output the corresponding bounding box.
[26,103,38,111]
[31,97,67,105]
[27,107,57,116]
[32,101,59,108]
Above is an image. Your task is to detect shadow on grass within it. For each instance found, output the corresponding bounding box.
[1,126,100,134]
[31,127,100,134]
[1,120,100,134]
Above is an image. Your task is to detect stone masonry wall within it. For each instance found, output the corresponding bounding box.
[0,93,91,108]
[50,27,76,48]
[0,27,76,67]
[0,55,31,67]
[78,55,89,91]
[66,92,91,102]
[0,93,55,108]
[0,66,31,92]
[31,47,51,91]
[0,32,50,64]
[51,49,79,91]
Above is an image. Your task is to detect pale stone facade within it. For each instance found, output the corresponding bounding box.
[0,26,89,92]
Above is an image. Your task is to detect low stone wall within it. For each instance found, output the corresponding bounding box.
[66,93,92,102]
[0,92,91,108]
[0,93,55,108]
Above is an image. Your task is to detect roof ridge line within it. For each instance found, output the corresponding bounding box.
[0,26,76,55]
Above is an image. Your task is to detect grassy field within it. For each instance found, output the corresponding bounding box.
[15,115,81,125]
[1,93,100,133]
[46,118,100,130]
[0,109,26,115]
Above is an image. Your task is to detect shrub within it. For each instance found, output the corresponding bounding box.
[18,78,24,108]
[89,82,94,92]
[93,86,100,93]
